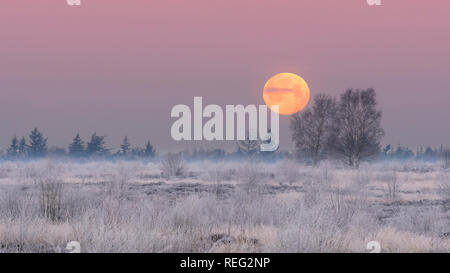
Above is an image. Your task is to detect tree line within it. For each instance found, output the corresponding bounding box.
[2,88,448,165]
[382,145,448,162]
[290,88,450,167]
[4,129,156,160]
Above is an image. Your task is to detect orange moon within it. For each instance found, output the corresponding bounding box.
[263,72,310,115]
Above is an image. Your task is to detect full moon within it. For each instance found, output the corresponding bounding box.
[263,72,310,115]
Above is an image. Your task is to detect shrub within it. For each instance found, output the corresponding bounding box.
[38,177,63,222]
[278,160,300,185]
[160,153,186,179]
[438,173,450,199]
[32,164,64,222]
[441,149,450,169]
[378,171,397,201]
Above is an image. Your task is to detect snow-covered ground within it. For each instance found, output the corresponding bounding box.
[0,159,448,252]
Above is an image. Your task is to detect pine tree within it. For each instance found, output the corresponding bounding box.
[69,133,85,157]
[143,141,156,158]
[18,137,28,157]
[86,133,109,156]
[7,136,19,158]
[28,128,47,158]
[120,136,131,155]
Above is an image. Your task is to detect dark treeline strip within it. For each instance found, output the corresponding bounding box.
[1,88,449,164]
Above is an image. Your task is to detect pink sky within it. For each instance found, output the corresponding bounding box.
[1,0,450,151]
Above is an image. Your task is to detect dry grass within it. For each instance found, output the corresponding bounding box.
[0,159,448,253]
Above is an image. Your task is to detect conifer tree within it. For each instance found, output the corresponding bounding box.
[7,136,19,158]
[143,140,156,158]
[69,133,85,157]
[120,136,131,155]
[28,128,47,158]
[18,137,28,157]
[86,133,109,156]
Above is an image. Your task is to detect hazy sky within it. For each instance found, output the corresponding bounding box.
[1,0,449,152]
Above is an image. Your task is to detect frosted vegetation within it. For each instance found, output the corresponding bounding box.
[0,159,448,253]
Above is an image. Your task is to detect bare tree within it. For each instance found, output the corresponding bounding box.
[441,148,450,169]
[328,88,384,167]
[290,94,336,165]
[160,153,186,179]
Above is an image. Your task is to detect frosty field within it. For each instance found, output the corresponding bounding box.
[0,159,448,253]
